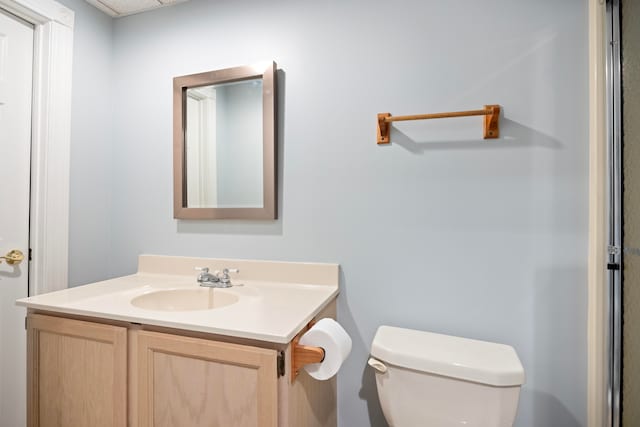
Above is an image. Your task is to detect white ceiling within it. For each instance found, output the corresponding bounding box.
[84,0,189,17]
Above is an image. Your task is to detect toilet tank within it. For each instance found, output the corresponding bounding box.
[369,326,525,427]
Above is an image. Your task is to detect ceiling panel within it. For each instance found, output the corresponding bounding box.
[84,0,189,17]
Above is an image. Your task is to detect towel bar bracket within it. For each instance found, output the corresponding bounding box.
[483,104,500,139]
[377,113,392,144]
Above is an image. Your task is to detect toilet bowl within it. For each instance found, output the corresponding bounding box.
[368,326,525,427]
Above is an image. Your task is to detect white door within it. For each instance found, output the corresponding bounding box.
[0,8,33,427]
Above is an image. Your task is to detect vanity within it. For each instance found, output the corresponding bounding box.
[16,255,340,427]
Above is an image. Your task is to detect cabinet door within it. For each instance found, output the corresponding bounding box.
[27,314,127,427]
[133,330,278,427]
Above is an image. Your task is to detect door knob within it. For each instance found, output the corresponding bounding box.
[0,249,25,265]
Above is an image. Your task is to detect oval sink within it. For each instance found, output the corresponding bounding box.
[130,288,239,311]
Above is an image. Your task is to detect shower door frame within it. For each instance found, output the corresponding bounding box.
[586,1,626,426]
[604,1,622,427]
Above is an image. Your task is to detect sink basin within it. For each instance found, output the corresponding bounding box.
[130,288,239,311]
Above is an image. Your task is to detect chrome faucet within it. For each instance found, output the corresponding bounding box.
[195,267,239,288]
[195,267,219,286]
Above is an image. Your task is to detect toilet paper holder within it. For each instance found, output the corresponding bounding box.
[291,321,325,382]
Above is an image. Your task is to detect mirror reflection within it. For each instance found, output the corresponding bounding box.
[185,78,264,208]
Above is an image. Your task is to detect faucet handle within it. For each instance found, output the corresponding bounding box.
[195,267,209,273]
[218,268,239,285]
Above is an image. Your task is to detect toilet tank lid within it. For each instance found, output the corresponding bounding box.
[370,326,525,387]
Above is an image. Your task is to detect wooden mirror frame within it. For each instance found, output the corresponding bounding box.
[173,62,277,220]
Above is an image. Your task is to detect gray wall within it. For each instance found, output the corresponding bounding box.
[65,0,589,426]
[58,0,114,286]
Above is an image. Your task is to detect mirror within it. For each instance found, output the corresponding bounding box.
[173,62,276,219]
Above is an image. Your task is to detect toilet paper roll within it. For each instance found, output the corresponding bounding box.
[298,318,352,380]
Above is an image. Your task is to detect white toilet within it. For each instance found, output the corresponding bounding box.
[368,325,525,427]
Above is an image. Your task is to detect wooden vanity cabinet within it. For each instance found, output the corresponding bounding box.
[132,330,277,427]
[27,314,128,427]
[26,306,336,427]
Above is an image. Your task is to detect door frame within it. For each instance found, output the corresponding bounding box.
[0,0,73,295]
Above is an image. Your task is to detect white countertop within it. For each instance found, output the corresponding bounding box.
[16,255,340,344]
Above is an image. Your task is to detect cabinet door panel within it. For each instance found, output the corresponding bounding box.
[27,314,127,427]
[134,330,278,427]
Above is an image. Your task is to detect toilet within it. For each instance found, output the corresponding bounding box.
[368,326,525,427]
